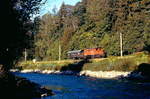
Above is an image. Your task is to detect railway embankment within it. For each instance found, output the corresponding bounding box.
[13,52,150,81]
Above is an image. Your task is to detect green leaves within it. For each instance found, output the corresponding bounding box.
[34,0,150,61]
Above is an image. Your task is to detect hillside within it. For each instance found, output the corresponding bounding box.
[31,0,150,61]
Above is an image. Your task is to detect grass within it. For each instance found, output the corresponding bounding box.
[16,51,150,72]
[83,52,150,71]
[17,59,80,70]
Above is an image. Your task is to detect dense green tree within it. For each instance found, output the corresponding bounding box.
[34,0,150,60]
[0,0,44,98]
[0,0,43,70]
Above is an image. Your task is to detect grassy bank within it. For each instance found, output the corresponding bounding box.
[83,52,150,71]
[16,52,150,72]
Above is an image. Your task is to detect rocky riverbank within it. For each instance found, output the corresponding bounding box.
[10,69,130,79]
[11,64,150,82]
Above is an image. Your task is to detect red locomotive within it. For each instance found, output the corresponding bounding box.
[67,48,106,59]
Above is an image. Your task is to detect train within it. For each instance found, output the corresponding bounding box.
[67,47,106,59]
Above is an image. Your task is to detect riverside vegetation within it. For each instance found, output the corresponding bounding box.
[17,52,149,72]
[16,52,150,81]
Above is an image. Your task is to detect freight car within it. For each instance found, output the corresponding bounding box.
[67,48,106,59]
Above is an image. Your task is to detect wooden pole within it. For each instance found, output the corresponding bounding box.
[25,48,27,62]
[59,43,61,61]
[120,32,123,57]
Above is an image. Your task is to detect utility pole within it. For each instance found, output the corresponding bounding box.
[24,48,27,62]
[59,42,61,61]
[120,32,123,57]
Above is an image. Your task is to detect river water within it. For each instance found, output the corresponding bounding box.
[15,72,150,99]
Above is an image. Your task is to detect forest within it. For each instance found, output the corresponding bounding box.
[31,0,150,61]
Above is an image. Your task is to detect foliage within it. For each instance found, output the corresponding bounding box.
[34,0,150,61]
[0,0,43,70]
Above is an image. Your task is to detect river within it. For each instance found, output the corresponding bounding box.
[15,72,150,99]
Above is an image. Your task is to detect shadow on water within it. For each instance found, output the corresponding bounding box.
[60,58,89,74]
[127,63,150,82]
[137,63,150,77]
